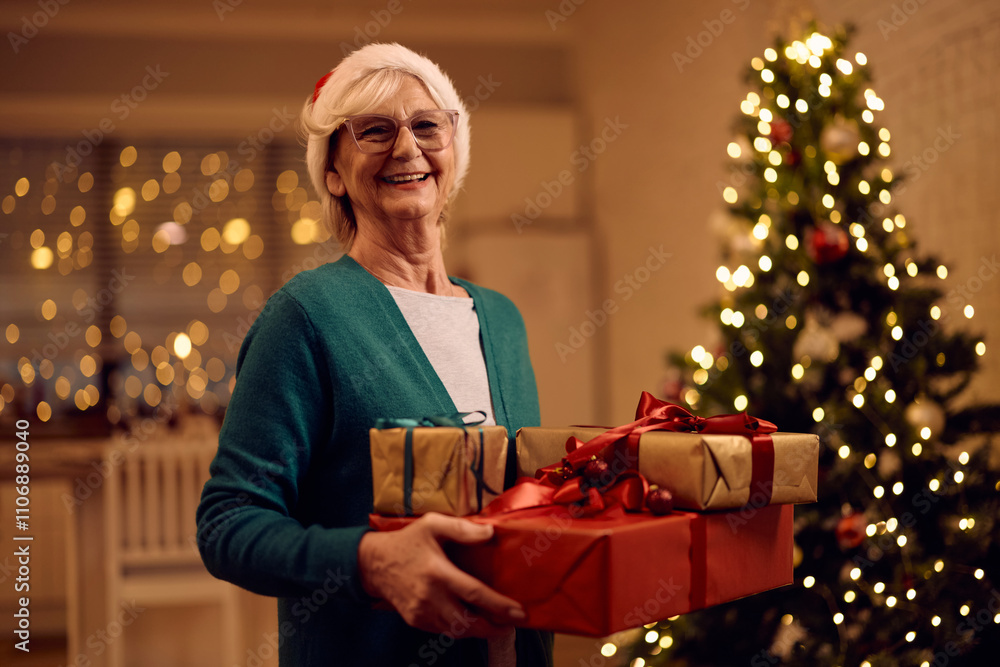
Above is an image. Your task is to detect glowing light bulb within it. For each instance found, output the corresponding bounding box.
[173,333,192,359]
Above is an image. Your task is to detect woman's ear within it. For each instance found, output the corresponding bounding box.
[325,169,346,197]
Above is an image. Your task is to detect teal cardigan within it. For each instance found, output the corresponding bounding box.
[196,255,553,666]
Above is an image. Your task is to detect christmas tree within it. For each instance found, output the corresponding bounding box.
[629,24,1000,667]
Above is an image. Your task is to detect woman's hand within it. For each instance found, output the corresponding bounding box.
[357,513,525,638]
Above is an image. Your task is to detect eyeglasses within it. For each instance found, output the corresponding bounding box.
[342,110,459,154]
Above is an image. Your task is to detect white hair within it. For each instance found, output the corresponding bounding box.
[300,43,470,250]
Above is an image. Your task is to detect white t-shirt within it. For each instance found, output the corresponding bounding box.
[385,285,496,425]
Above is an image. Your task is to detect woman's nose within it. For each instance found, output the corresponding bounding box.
[391,126,422,160]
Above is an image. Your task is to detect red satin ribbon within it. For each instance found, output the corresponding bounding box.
[690,513,708,609]
[483,392,779,518]
[545,392,778,507]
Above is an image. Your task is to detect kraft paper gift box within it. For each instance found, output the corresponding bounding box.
[516,426,819,511]
[370,421,508,517]
[370,503,794,636]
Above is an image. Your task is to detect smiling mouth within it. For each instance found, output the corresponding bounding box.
[383,173,429,184]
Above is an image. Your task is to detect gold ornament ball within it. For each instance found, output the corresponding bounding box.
[820,118,860,165]
[904,398,946,439]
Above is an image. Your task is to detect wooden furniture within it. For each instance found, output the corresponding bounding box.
[103,430,241,667]
[0,417,243,667]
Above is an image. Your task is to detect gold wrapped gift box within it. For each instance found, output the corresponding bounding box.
[516,426,818,510]
[370,425,508,517]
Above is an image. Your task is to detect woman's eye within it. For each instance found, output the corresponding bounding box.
[360,125,392,139]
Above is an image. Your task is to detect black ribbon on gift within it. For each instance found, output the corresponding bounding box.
[374,411,499,516]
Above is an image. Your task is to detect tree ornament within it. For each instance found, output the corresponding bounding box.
[793,314,840,364]
[770,118,793,144]
[807,223,850,264]
[584,457,610,482]
[820,117,860,164]
[645,486,674,515]
[835,512,867,550]
[905,397,946,439]
[829,311,868,342]
[877,449,902,478]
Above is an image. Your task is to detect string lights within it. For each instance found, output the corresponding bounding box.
[659,23,1000,667]
[2,142,325,425]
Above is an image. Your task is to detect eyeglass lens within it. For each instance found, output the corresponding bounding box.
[348,111,456,153]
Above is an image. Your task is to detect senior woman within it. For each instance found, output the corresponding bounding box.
[197,43,553,666]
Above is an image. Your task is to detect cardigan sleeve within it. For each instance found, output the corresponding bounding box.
[196,289,372,602]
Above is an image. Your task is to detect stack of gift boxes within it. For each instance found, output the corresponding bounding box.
[368,393,819,636]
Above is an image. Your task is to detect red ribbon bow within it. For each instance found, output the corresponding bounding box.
[482,392,779,518]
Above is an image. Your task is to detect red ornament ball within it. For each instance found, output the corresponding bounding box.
[583,457,610,482]
[807,223,850,264]
[835,512,867,550]
[646,486,674,515]
[770,119,793,144]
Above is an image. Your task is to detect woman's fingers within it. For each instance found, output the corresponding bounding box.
[357,513,525,638]
[419,512,495,544]
[444,565,525,624]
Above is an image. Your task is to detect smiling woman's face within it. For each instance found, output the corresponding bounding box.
[325,76,456,232]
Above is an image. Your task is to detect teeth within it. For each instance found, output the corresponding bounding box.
[384,173,427,183]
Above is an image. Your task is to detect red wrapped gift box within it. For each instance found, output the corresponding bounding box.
[370,503,793,636]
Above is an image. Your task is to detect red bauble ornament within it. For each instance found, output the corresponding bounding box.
[785,149,801,167]
[584,457,610,482]
[646,486,674,515]
[770,119,793,144]
[835,512,867,550]
[807,223,849,264]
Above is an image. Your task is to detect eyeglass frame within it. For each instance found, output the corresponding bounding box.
[339,110,460,155]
